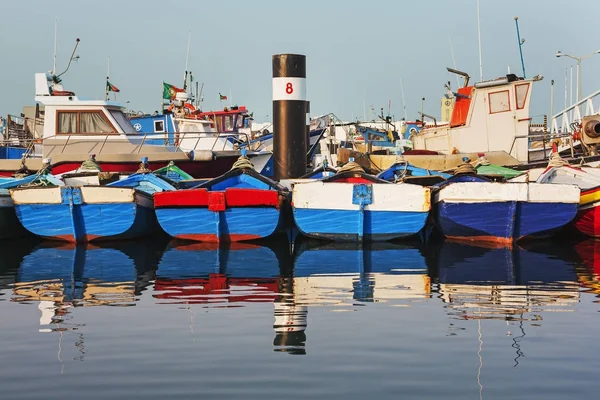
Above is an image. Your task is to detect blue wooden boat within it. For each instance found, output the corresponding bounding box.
[11,172,175,243]
[291,171,431,242]
[154,162,289,243]
[376,161,451,183]
[0,172,63,239]
[432,173,580,245]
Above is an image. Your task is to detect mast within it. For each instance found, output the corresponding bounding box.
[183,31,191,91]
[399,79,408,120]
[105,56,110,101]
[53,19,58,75]
[448,36,460,88]
[514,17,526,78]
[476,0,483,81]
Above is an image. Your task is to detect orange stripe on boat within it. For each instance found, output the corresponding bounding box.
[445,235,513,248]
[174,233,263,243]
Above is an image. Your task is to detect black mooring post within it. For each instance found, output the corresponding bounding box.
[272,54,308,180]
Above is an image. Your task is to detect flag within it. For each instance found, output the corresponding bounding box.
[219,93,227,100]
[106,81,120,93]
[163,82,185,100]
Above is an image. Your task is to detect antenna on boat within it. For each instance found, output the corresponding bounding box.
[476,0,483,81]
[52,18,58,75]
[56,38,80,79]
[448,36,461,88]
[183,30,191,91]
[514,17,526,78]
[399,78,408,120]
[105,56,110,101]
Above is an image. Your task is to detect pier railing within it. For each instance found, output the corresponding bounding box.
[550,89,600,135]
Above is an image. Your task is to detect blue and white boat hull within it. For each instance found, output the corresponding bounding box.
[434,181,580,244]
[11,186,159,243]
[292,180,430,242]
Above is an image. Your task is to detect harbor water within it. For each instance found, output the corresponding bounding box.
[1,235,599,399]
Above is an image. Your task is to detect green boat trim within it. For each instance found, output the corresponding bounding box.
[153,161,194,182]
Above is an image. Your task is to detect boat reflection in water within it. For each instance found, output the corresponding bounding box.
[0,238,39,297]
[573,239,600,299]
[11,238,164,365]
[154,239,430,354]
[429,240,580,321]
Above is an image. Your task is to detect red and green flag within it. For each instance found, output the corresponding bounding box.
[219,93,227,100]
[106,81,120,93]
[163,82,185,100]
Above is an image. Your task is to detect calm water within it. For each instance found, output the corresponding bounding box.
[1,235,599,399]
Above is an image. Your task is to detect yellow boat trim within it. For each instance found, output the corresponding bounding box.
[580,189,600,206]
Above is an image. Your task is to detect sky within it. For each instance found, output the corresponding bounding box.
[1,0,599,124]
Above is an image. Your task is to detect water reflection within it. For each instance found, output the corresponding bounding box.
[428,240,580,321]
[573,239,600,299]
[4,235,592,362]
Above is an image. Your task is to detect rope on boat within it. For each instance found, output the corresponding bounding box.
[547,152,568,167]
[136,160,152,174]
[454,162,477,175]
[230,155,254,170]
[79,154,102,171]
[337,160,365,173]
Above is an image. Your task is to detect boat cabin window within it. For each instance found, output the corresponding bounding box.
[109,110,136,134]
[488,90,511,114]
[154,120,165,132]
[515,83,530,110]
[57,111,117,134]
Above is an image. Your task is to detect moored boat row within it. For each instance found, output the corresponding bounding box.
[1,154,595,246]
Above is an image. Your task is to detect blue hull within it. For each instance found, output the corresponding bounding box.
[435,201,578,243]
[156,207,283,243]
[293,208,428,242]
[15,201,158,243]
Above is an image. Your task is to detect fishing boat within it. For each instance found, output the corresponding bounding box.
[433,165,580,245]
[11,164,175,243]
[536,164,600,237]
[154,155,289,243]
[0,166,62,238]
[0,52,272,178]
[291,162,431,242]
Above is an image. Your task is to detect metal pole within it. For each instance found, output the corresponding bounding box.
[577,59,582,102]
[514,17,526,78]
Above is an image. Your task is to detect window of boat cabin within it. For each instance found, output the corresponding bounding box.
[154,120,165,133]
[224,115,234,131]
[515,83,530,110]
[488,90,511,114]
[109,110,136,134]
[57,111,117,134]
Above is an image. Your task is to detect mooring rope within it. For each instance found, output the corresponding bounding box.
[336,160,365,173]
[454,162,476,175]
[230,155,254,170]
[471,155,491,168]
[547,152,568,167]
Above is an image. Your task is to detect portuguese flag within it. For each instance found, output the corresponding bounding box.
[106,81,120,92]
[163,82,185,100]
[219,93,228,100]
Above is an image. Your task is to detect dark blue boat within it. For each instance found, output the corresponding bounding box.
[432,174,580,245]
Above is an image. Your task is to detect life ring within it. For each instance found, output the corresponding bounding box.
[52,90,75,96]
[167,105,174,112]
[184,103,196,113]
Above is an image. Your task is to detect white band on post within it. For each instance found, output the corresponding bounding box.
[272,77,306,101]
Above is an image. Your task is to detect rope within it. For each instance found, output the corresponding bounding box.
[337,160,365,173]
[454,162,476,175]
[136,161,151,174]
[78,155,101,172]
[230,155,254,170]
[547,152,568,167]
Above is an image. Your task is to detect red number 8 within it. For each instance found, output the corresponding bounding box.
[286,82,294,94]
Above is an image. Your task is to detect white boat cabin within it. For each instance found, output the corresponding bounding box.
[412,73,543,164]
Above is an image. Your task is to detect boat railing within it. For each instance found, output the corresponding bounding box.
[38,131,256,156]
